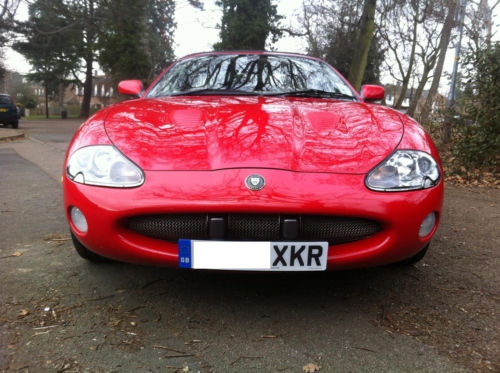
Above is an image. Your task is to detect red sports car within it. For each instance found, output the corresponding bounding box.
[63,51,443,271]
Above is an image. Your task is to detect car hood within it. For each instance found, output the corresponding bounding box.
[104,96,403,174]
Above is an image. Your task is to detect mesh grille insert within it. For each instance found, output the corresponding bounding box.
[128,214,208,241]
[127,214,381,245]
[227,214,280,240]
[300,215,380,244]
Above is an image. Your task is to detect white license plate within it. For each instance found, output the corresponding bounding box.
[178,240,328,271]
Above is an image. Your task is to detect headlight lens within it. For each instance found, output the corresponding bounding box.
[366,150,440,191]
[67,145,144,187]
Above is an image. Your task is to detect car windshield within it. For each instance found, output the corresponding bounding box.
[146,54,358,100]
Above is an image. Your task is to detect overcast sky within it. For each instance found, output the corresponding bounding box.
[4,0,500,95]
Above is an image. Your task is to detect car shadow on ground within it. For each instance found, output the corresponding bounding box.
[80,260,422,323]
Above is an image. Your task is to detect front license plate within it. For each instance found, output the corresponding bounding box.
[178,240,328,271]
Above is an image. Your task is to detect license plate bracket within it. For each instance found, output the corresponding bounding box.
[178,240,328,271]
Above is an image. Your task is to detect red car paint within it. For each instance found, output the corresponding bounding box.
[63,52,443,270]
[103,97,403,174]
[361,85,385,101]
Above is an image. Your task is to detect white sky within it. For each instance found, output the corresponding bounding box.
[174,0,307,55]
[3,0,500,96]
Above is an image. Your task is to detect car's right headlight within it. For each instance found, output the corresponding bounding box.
[366,150,440,191]
[67,145,144,188]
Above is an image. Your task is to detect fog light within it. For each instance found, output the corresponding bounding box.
[70,206,88,233]
[419,212,436,238]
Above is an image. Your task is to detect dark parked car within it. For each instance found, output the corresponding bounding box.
[0,94,19,128]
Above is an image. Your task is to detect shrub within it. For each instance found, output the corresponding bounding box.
[453,42,500,169]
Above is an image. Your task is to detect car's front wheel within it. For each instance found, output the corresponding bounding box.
[71,232,111,262]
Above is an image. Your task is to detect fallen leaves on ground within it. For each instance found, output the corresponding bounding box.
[56,361,72,373]
[43,233,71,242]
[0,251,23,259]
[303,363,321,372]
[444,173,500,187]
[436,141,500,187]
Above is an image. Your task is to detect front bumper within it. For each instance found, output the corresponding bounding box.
[63,168,443,270]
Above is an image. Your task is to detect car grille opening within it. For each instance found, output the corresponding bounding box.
[127,214,381,245]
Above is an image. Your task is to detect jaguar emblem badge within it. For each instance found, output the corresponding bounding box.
[245,174,265,191]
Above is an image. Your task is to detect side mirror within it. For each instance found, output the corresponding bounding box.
[361,85,385,102]
[118,80,144,97]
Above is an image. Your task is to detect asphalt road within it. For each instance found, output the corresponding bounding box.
[1,119,498,373]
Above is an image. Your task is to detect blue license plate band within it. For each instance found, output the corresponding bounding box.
[178,239,192,268]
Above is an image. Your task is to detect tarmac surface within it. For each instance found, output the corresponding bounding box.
[1,119,498,372]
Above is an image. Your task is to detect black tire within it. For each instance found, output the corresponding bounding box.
[11,120,18,129]
[71,231,111,262]
[396,243,430,266]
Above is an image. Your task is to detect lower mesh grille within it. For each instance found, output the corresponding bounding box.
[129,214,209,241]
[127,214,381,245]
[227,214,281,240]
[300,215,381,244]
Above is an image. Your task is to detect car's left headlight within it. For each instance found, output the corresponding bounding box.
[67,145,144,187]
[366,150,440,191]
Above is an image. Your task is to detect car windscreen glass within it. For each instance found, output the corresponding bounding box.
[146,54,357,100]
[0,96,12,105]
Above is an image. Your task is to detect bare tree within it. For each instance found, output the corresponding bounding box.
[465,0,500,52]
[379,0,436,109]
[300,1,321,57]
[407,9,442,117]
[299,0,385,85]
[419,0,458,125]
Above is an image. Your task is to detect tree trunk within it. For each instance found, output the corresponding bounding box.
[58,82,64,113]
[407,60,434,117]
[79,55,93,118]
[347,0,377,91]
[44,83,49,119]
[79,0,95,118]
[418,0,458,125]
[394,15,419,109]
[302,3,321,57]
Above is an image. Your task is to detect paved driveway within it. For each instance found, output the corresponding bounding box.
[1,119,498,372]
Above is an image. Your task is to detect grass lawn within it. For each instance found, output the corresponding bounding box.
[24,114,81,120]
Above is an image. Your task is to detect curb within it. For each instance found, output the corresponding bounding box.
[0,128,25,142]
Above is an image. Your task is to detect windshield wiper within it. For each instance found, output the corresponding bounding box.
[170,88,261,97]
[268,89,356,100]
